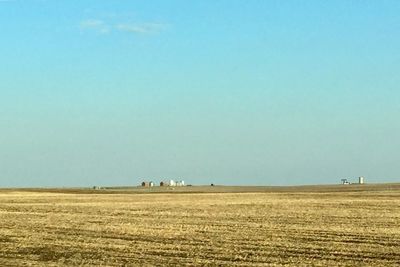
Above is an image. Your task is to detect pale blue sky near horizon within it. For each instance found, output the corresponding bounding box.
[1,0,399,187]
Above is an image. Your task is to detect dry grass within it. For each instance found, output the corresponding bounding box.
[1,186,400,266]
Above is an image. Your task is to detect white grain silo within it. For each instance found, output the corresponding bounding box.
[176,180,185,186]
[359,176,364,184]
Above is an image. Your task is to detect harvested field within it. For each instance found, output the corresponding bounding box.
[0,185,400,266]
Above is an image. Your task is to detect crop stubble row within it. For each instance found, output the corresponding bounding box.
[0,190,399,266]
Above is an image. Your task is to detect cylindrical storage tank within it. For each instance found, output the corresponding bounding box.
[359,176,364,184]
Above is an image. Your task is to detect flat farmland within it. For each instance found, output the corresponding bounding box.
[1,185,400,266]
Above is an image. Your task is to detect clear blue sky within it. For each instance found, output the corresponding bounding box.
[1,0,399,187]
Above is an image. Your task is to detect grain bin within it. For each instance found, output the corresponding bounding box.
[359,176,364,184]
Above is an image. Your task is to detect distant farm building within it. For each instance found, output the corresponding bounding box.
[92,186,103,190]
[160,180,185,187]
[160,181,169,186]
[341,179,350,185]
[340,177,365,185]
[176,180,185,186]
[141,181,154,187]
